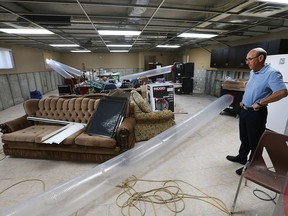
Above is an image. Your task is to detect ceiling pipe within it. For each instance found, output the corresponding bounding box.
[129,0,166,52]
[128,0,150,23]
[0,5,79,49]
[76,0,109,51]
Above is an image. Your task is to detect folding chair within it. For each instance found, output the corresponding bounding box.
[231,130,288,213]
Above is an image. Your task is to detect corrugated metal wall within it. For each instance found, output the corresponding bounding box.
[0,71,63,110]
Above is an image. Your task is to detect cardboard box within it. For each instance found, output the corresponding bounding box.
[222,80,247,91]
[146,83,174,112]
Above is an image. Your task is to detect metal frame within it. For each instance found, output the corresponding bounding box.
[1,1,288,53]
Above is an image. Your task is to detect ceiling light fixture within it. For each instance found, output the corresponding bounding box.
[106,45,132,47]
[178,33,217,38]
[110,50,129,53]
[156,45,180,48]
[0,28,54,35]
[98,30,141,36]
[71,50,91,53]
[50,44,80,47]
[257,0,288,4]
[141,35,167,39]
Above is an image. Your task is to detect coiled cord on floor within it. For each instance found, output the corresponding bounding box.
[253,188,277,204]
[0,179,46,196]
[116,175,232,216]
[251,166,277,204]
[0,178,81,216]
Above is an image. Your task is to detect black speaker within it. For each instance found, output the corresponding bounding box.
[221,89,244,116]
[173,62,183,82]
[182,78,193,94]
[183,62,194,78]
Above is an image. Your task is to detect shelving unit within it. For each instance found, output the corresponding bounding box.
[210,39,288,69]
[205,70,249,97]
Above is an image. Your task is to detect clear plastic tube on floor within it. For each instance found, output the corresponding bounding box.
[0,94,233,216]
[120,65,172,81]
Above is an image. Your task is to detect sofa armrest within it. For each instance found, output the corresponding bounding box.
[0,115,33,134]
[23,99,40,116]
[134,110,174,122]
[115,117,136,151]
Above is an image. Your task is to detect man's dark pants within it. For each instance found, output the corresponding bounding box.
[238,106,268,161]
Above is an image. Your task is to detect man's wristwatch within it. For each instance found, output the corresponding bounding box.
[257,102,264,107]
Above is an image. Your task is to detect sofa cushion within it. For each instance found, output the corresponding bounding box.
[61,128,85,145]
[131,90,151,113]
[2,125,63,143]
[75,133,116,148]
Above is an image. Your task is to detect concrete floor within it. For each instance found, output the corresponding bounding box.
[0,90,278,216]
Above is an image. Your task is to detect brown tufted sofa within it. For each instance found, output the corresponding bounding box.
[130,90,175,141]
[0,96,136,162]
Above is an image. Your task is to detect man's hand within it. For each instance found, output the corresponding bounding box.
[252,102,261,111]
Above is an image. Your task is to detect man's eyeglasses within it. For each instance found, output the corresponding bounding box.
[245,56,259,62]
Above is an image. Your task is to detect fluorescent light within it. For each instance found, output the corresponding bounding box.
[258,0,288,4]
[156,45,180,48]
[178,33,217,38]
[110,50,129,53]
[70,50,91,53]
[141,35,167,39]
[106,44,132,47]
[98,30,141,36]
[50,44,80,47]
[0,28,54,34]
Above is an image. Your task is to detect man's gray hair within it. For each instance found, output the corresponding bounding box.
[254,47,267,60]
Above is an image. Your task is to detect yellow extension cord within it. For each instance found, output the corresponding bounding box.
[0,149,232,216]
[116,175,232,216]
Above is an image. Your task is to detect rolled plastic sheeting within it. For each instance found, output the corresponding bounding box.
[52,59,83,77]
[46,59,73,78]
[0,94,233,216]
[121,65,172,81]
[46,59,82,78]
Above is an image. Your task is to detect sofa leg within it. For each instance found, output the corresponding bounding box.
[0,123,8,134]
[118,128,129,151]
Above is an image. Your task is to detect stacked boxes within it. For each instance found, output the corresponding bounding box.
[146,83,174,112]
[222,80,247,91]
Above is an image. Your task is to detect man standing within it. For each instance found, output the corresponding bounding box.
[226,47,288,175]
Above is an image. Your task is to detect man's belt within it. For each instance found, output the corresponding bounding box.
[242,104,266,111]
[242,105,253,110]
